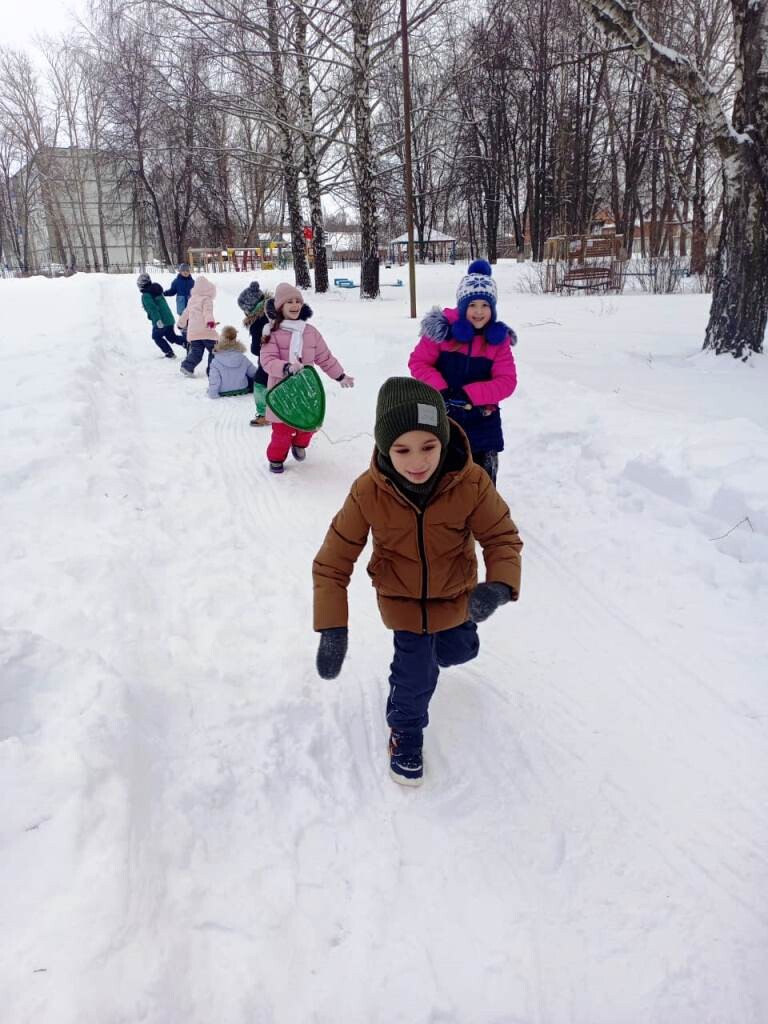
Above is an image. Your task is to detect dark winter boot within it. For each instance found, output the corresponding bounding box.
[269,461,285,474]
[291,445,307,461]
[389,729,423,786]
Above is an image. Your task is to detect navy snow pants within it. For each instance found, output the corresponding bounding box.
[152,324,184,355]
[386,621,480,737]
[182,340,215,375]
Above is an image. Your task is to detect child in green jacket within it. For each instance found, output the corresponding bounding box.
[137,273,185,358]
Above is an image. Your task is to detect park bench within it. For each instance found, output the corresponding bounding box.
[544,233,626,294]
[560,264,616,292]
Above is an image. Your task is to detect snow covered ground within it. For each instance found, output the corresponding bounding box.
[1,263,766,1023]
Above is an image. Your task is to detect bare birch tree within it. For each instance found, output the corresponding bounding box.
[578,0,767,358]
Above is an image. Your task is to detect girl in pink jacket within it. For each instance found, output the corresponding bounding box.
[259,283,355,473]
[178,276,219,378]
[408,260,517,484]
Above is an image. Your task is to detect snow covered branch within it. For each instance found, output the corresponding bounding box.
[577,0,742,166]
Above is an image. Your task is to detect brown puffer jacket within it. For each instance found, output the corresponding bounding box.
[313,425,522,634]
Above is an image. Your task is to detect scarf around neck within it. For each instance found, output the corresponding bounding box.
[282,319,306,365]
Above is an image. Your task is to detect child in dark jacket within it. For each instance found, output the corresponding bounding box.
[137,273,186,357]
[207,326,259,398]
[312,377,523,787]
[237,280,271,426]
[164,262,195,314]
[408,260,517,484]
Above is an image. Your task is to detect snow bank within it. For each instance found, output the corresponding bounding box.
[1,266,766,1023]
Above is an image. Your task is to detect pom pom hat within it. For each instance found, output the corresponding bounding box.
[456,259,497,320]
[451,259,512,345]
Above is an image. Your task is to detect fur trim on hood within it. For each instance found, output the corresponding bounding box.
[419,305,516,347]
[214,336,247,353]
[242,292,271,327]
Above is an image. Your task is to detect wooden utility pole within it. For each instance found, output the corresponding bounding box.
[400,0,417,318]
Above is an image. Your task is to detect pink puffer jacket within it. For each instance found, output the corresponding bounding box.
[177,276,219,342]
[260,322,345,424]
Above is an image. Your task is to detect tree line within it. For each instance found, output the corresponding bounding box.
[0,0,764,357]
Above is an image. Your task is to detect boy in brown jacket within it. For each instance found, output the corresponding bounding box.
[312,377,522,786]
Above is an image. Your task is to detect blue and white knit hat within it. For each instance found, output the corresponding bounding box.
[456,259,497,319]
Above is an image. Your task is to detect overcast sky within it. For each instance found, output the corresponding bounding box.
[4,0,81,48]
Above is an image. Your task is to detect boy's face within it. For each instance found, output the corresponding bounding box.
[282,297,303,319]
[180,269,191,277]
[389,430,442,484]
[466,300,492,330]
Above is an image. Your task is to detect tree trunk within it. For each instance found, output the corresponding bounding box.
[704,169,768,358]
[293,5,328,293]
[690,125,707,275]
[351,1,379,299]
[266,0,311,289]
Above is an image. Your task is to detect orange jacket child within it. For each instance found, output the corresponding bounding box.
[313,377,522,786]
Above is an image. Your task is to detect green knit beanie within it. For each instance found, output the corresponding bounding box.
[374,377,450,454]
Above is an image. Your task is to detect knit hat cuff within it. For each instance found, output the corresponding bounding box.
[374,377,450,453]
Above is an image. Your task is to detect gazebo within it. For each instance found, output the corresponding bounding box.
[388,228,457,264]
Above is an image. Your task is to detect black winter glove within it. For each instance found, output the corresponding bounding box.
[441,387,472,412]
[316,627,348,679]
[468,582,512,623]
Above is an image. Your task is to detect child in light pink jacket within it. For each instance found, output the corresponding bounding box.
[178,276,219,377]
[259,283,354,473]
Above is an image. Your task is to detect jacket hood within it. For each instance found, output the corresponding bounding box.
[420,305,515,347]
[368,419,472,506]
[213,349,248,367]
[192,275,216,298]
[214,337,247,353]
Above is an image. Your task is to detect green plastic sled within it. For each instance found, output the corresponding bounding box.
[265,365,326,431]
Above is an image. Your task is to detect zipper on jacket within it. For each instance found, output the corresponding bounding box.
[416,509,429,633]
[463,337,473,380]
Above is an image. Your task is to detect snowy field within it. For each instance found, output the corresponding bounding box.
[1,262,767,1024]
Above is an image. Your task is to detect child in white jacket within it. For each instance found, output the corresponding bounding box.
[178,276,219,377]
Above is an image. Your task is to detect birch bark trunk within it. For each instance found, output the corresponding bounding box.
[266,0,311,289]
[293,5,329,293]
[351,1,380,299]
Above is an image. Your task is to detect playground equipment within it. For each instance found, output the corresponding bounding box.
[334,277,403,289]
[187,244,287,273]
[544,234,627,294]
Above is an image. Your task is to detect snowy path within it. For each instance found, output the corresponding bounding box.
[1,270,767,1023]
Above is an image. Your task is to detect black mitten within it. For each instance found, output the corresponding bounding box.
[316,627,348,679]
[468,582,512,623]
[441,387,472,412]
